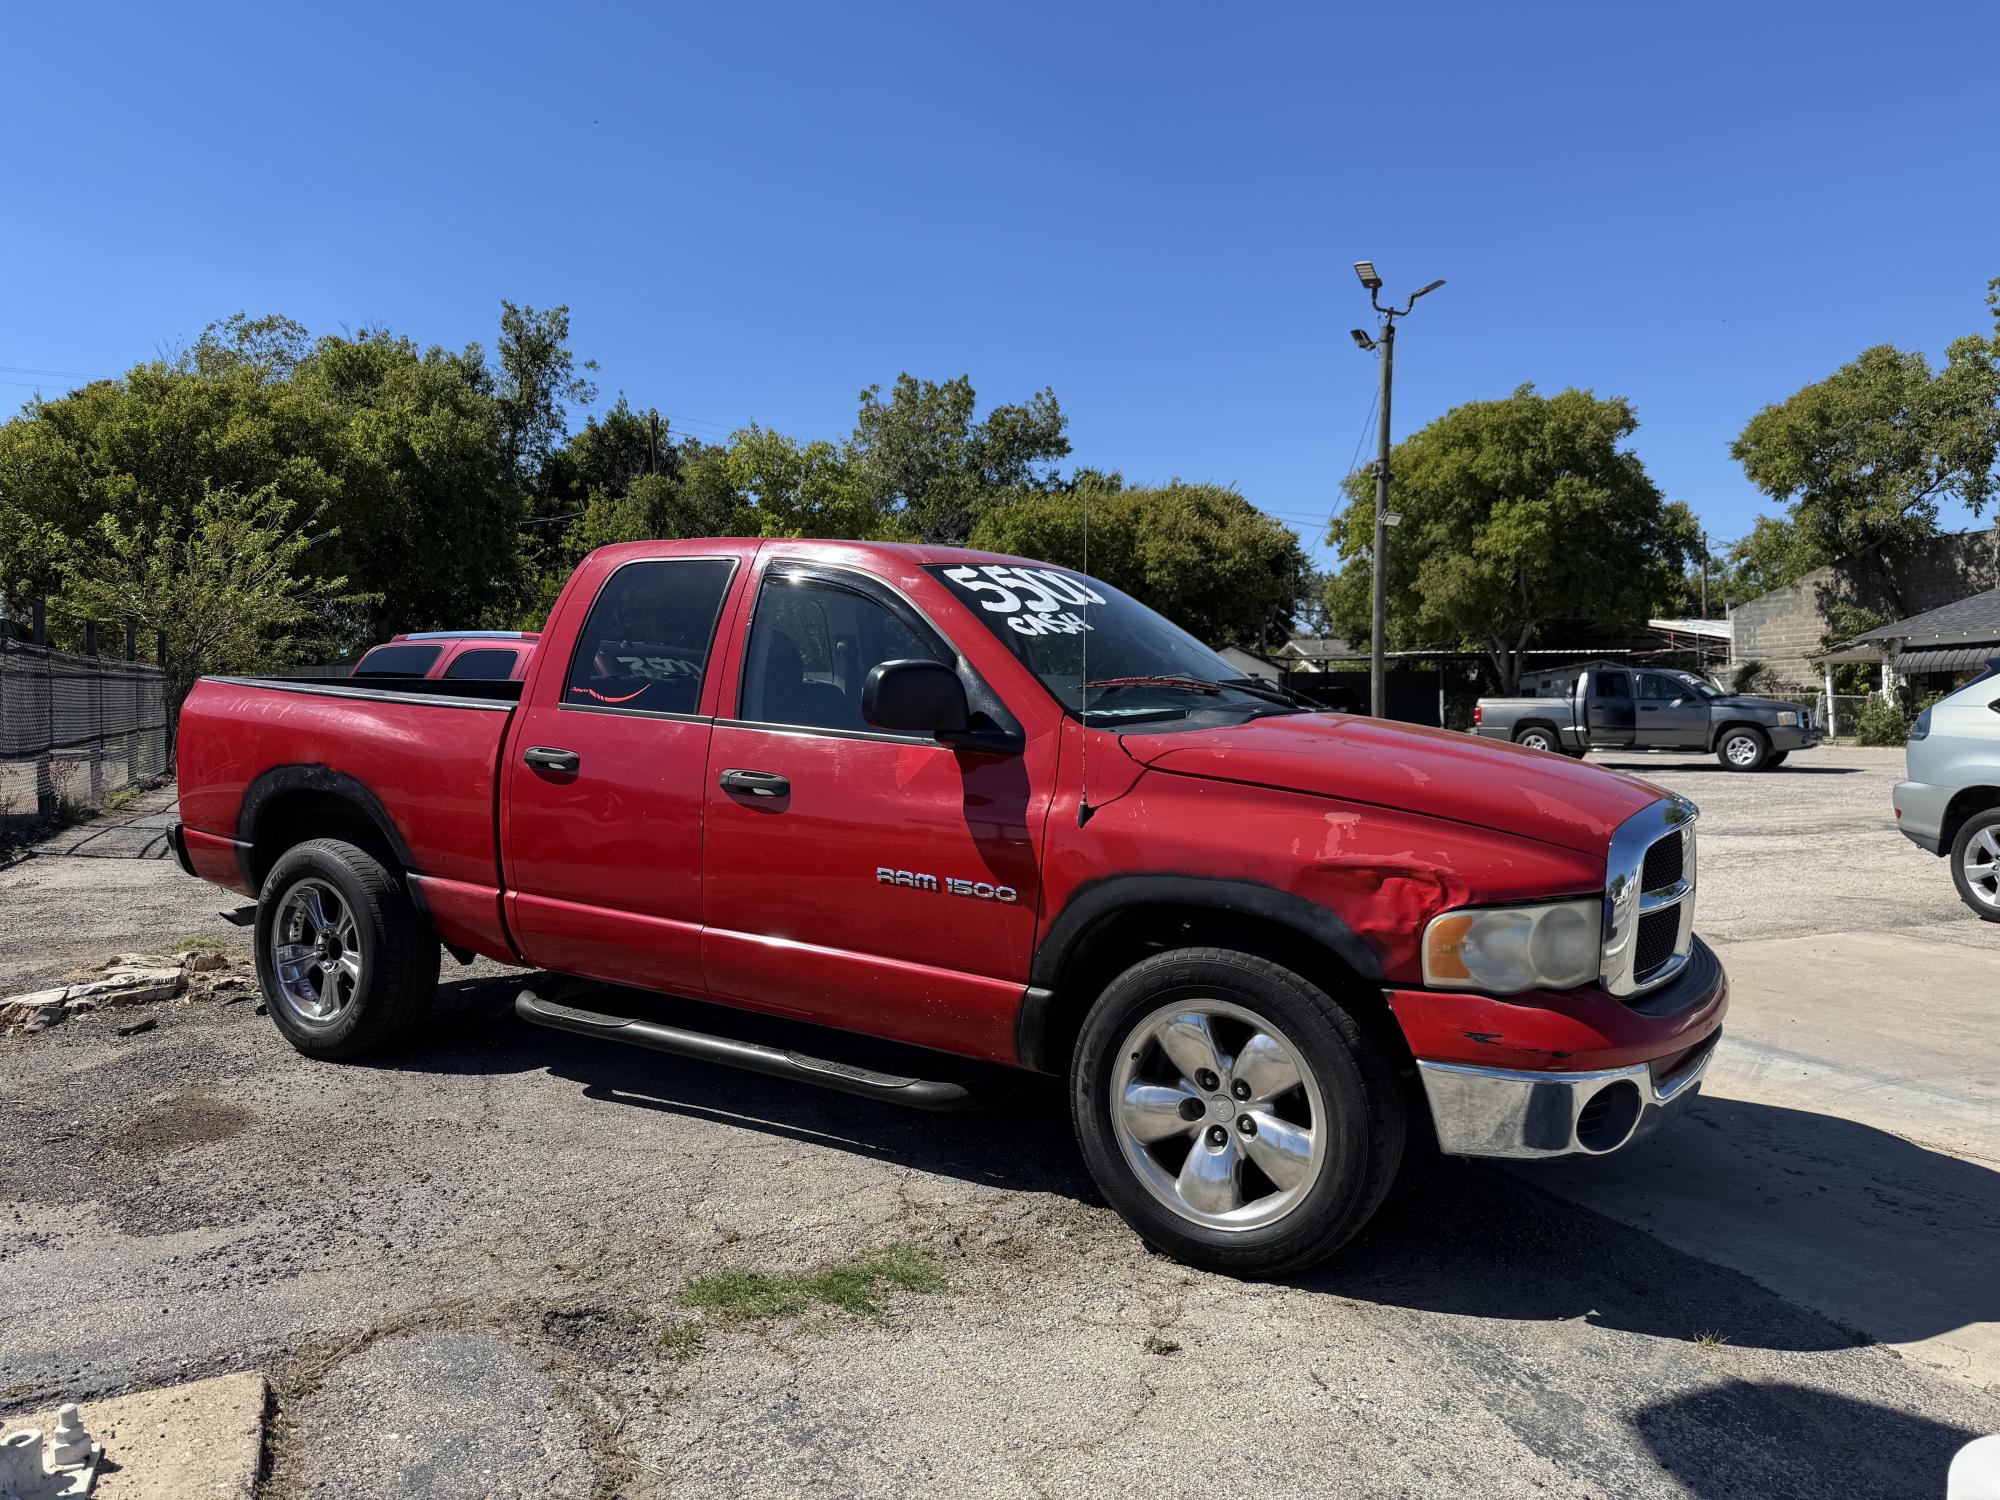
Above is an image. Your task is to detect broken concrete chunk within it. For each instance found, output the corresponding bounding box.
[180,949,228,972]
[64,969,185,1008]
[48,1403,91,1467]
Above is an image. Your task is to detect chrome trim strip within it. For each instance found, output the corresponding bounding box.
[203,677,517,712]
[1417,1033,1718,1160]
[1601,795,1699,997]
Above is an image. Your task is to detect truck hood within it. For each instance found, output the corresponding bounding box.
[1709,694,1807,714]
[1120,713,1665,856]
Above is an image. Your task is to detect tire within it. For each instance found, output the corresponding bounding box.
[1515,726,1559,754]
[1949,808,2000,923]
[1766,751,1789,767]
[1069,947,1406,1277]
[1716,726,1771,772]
[254,838,440,1059]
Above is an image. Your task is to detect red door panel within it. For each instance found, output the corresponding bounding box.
[503,551,749,995]
[701,723,1044,1061]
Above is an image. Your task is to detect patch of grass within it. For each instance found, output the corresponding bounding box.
[657,1320,706,1361]
[679,1244,946,1327]
[102,786,145,812]
[171,934,229,956]
[1691,1328,1731,1349]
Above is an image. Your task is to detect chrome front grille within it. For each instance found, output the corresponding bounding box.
[1602,797,1698,996]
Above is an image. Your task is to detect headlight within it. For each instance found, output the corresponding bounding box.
[1776,711,1798,727]
[1422,900,1601,994]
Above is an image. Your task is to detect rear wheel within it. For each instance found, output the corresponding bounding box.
[1950,810,2000,922]
[1069,948,1405,1277]
[1717,727,1771,772]
[255,838,439,1059]
[1515,726,1559,754]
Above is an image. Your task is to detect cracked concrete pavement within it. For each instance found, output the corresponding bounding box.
[2,753,1996,1497]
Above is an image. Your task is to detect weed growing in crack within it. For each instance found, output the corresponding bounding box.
[679,1244,946,1327]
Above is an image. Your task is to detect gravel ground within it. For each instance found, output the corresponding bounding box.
[2,755,1995,1498]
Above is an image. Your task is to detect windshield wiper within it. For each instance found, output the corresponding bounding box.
[1084,675,1224,694]
[1217,675,1307,709]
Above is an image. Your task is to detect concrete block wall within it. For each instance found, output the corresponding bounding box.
[1730,529,2000,688]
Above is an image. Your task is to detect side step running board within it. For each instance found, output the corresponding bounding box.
[515,981,998,1112]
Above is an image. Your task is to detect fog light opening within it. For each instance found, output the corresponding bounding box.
[1575,1079,1643,1153]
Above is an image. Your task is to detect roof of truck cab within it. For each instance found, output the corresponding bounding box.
[580,537,1057,570]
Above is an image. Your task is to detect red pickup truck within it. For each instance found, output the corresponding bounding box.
[172,538,1724,1274]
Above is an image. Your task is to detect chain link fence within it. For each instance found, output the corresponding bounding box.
[0,638,170,821]
[1820,693,1878,739]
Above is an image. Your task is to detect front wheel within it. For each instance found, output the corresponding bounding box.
[1069,948,1406,1277]
[1717,727,1771,771]
[1950,809,2000,922]
[255,838,440,1059]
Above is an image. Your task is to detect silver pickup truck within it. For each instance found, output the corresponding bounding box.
[1474,665,1819,771]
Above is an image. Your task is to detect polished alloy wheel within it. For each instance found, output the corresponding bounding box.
[1519,731,1554,753]
[1109,1000,1327,1231]
[270,878,363,1026]
[1724,734,1760,766]
[1962,827,2000,909]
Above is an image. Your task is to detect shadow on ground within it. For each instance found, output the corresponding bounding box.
[1636,1381,1980,1500]
[1592,760,1863,776]
[394,973,1994,1359]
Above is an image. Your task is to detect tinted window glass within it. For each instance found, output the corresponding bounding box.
[565,559,736,714]
[354,644,443,676]
[1595,671,1630,698]
[1636,672,1681,700]
[740,572,951,732]
[445,647,519,680]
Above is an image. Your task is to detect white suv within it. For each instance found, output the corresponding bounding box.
[1894,667,2000,920]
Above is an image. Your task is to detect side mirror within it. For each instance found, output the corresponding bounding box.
[862,659,969,738]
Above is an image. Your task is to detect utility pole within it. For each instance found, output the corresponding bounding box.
[1349,262,1445,719]
[1700,530,1710,619]
[647,410,662,476]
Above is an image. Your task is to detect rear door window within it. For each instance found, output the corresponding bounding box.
[354,643,443,676]
[444,647,519,680]
[564,559,738,715]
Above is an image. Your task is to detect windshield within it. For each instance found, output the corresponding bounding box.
[1665,671,1723,699]
[927,563,1300,729]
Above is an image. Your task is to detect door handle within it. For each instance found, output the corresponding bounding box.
[1640,705,1660,712]
[524,746,581,775]
[719,768,790,798]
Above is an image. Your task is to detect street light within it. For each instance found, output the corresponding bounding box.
[1350,261,1445,719]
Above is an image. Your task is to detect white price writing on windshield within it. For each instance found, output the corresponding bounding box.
[942,566,1104,638]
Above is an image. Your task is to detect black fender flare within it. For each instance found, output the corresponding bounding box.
[1512,718,1565,747]
[1708,719,1770,754]
[236,764,419,890]
[1017,874,1385,1073]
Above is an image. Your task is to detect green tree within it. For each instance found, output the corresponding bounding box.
[849,374,1069,544]
[970,477,1308,649]
[292,327,523,638]
[55,484,363,726]
[1732,326,2000,612]
[1323,384,1689,692]
[495,302,599,491]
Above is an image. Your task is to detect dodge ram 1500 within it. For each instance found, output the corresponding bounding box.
[172,538,1725,1274]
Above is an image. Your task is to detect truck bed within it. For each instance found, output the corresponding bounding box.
[175,675,519,958]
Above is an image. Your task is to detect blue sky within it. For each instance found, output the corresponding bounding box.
[5,0,1997,570]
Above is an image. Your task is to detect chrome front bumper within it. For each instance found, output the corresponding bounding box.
[1416,1031,1719,1160]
